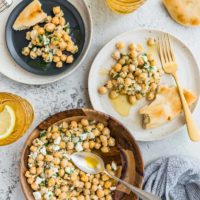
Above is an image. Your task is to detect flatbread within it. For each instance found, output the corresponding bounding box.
[163,0,200,27]
[139,85,197,129]
[13,0,47,31]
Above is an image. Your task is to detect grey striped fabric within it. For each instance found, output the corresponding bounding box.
[143,156,200,200]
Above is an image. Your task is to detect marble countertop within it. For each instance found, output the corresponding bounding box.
[0,0,200,199]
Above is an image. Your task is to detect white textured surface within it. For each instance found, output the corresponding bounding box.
[0,0,200,199]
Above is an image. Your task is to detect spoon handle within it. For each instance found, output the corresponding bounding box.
[104,170,161,200]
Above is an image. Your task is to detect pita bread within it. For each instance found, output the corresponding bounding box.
[163,0,200,27]
[13,0,47,31]
[139,85,197,129]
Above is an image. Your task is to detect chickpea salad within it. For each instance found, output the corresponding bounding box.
[22,6,78,68]
[98,38,163,105]
[25,119,119,200]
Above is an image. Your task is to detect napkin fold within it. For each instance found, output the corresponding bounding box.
[143,156,200,200]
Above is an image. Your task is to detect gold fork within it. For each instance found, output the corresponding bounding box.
[158,34,200,141]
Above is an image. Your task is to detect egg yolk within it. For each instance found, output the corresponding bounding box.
[85,156,99,169]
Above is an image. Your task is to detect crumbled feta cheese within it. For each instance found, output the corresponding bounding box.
[72,137,79,143]
[33,191,42,200]
[52,145,60,151]
[110,186,116,191]
[62,153,71,160]
[111,161,117,171]
[29,152,38,159]
[40,146,46,155]
[35,177,44,185]
[44,191,53,200]
[87,132,95,139]
[65,167,74,174]
[75,142,83,152]
[54,137,61,145]
[80,133,88,141]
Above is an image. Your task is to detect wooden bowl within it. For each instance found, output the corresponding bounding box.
[20,108,144,200]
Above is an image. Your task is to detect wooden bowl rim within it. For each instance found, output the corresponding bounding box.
[20,108,144,200]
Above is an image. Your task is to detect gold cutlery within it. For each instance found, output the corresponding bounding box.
[158,34,200,141]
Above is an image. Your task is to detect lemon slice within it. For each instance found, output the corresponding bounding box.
[0,105,16,139]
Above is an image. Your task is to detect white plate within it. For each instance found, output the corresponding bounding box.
[0,0,92,85]
[88,28,200,141]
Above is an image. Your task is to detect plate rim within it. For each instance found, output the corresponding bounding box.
[88,27,200,142]
[2,0,93,85]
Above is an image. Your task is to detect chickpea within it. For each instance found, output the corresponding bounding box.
[106,80,113,89]
[102,174,109,181]
[101,146,109,153]
[60,17,66,26]
[30,167,36,174]
[28,158,34,164]
[53,6,61,15]
[45,16,52,23]
[91,184,98,192]
[36,167,43,175]
[112,51,121,60]
[45,155,53,162]
[45,23,56,32]
[53,56,60,63]
[31,182,39,191]
[27,177,34,184]
[98,86,107,95]
[25,171,31,178]
[56,49,62,57]
[137,57,144,66]
[59,41,67,50]
[147,92,155,101]
[109,90,119,99]
[67,142,74,150]
[30,51,37,59]
[150,60,156,66]
[147,38,155,47]
[97,123,104,131]
[26,32,31,40]
[61,185,69,192]
[129,50,137,58]
[56,61,63,68]
[104,181,112,189]
[38,27,45,35]
[37,161,44,167]
[94,143,101,150]
[22,47,30,56]
[71,173,78,181]
[89,141,95,149]
[102,127,110,137]
[55,188,62,196]
[124,77,132,86]
[83,141,89,149]
[52,16,60,25]
[128,43,136,50]
[61,159,68,167]
[53,157,60,165]
[58,169,65,177]
[60,54,67,62]
[108,137,116,146]
[106,195,112,200]
[119,58,126,65]
[100,135,107,143]
[80,119,89,126]
[116,42,124,50]
[85,182,91,189]
[97,189,105,198]
[59,141,65,149]
[77,196,84,200]
[136,93,143,100]
[106,164,111,171]
[137,44,143,52]
[66,55,74,63]
[45,169,53,177]
[81,175,89,182]
[37,154,44,161]
[147,53,154,62]
[114,63,122,72]
[48,178,55,187]
[58,192,67,199]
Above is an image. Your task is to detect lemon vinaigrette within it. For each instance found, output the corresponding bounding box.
[0,93,34,146]
[105,0,145,14]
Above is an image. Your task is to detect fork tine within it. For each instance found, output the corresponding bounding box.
[161,35,169,63]
[167,34,176,62]
[158,37,165,67]
[164,34,172,62]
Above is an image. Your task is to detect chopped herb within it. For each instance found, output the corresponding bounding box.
[44,141,50,147]
[40,130,47,138]
[114,73,120,80]
[38,34,43,43]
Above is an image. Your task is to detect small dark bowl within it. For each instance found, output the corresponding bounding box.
[5,0,85,76]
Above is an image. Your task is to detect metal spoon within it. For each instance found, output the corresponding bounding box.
[71,152,161,200]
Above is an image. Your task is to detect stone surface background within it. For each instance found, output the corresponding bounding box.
[0,0,200,199]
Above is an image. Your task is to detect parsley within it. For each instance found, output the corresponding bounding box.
[40,130,47,138]
[38,34,43,43]
[44,141,50,147]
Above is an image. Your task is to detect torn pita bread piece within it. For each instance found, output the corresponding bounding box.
[139,85,197,129]
[13,0,47,31]
[163,0,200,27]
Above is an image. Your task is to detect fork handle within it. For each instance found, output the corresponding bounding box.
[173,73,200,141]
